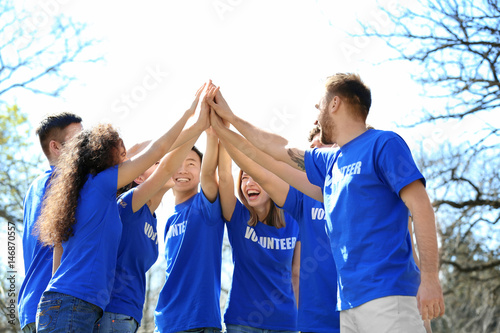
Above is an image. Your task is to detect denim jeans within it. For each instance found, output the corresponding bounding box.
[225,325,298,333]
[36,291,103,332]
[94,312,139,333]
[22,322,36,333]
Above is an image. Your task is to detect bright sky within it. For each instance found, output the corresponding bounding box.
[15,0,424,152]
[9,0,436,279]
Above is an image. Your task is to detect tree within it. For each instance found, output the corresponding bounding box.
[359,0,500,331]
[0,0,99,100]
[0,1,98,330]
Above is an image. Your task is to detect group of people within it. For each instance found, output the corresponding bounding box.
[18,74,444,333]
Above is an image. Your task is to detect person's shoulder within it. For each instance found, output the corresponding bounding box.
[26,168,53,193]
[369,129,402,139]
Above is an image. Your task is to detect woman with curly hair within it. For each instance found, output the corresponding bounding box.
[35,84,208,333]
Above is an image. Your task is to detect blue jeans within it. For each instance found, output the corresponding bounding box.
[94,312,139,333]
[22,322,36,333]
[36,291,103,332]
[225,325,298,333]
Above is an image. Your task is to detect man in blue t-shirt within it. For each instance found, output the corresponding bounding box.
[154,134,224,333]
[18,112,83,333]
[206,74,444,333]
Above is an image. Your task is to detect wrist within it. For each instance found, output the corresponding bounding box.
[420,271,440,282]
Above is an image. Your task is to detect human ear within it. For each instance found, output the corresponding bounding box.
[134,175,145,185]
[49,140,62,157]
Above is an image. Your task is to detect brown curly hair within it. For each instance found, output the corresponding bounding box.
[35,124,123,246]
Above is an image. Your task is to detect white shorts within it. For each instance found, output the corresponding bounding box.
[340,296,426,333]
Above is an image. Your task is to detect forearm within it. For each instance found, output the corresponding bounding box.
[201,132,219,202]
[292,242,301,307]
[168,120,205,152]
[220,137,289,207]
[215,124,321,201]
[229,115,292,164]
[218,143,236,221]
[413,207,440,277]
[132,137,198,211]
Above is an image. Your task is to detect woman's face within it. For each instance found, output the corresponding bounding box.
[115,140,127,164]
[240,172,271,208]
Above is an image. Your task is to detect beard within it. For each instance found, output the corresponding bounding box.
[318,113,336,145]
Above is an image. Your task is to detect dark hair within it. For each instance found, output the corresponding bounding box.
[325,73,371,120]
[191,145,203,162]
[36,112,82,158]
[308,125,321,142]
[35,124,123,245]
[237,170,285,229]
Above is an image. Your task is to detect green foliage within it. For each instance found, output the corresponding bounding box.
[0,105,41,229]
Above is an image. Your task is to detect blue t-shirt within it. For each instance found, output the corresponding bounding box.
[46,166,122,310]
[18,167,54,328]
[305,129,422,311]
[281,186,340,332]
[154,191,224,333]
[224,200,299,331]
[105,188,159,324]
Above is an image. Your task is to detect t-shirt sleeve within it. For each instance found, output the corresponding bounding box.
[95,165,119,197]
[117,188,135,224]
[376,135,425,196]
[226,200,246,232]
[198,189,223,226]
[280,186,304,222]
[304,148,328,188]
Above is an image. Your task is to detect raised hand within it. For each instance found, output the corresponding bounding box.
[206,85,234,122]
[196,90,211,131]
[209,105,225,131]
[185,83,207,118]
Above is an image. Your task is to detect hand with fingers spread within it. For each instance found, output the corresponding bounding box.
[206,85,235,122]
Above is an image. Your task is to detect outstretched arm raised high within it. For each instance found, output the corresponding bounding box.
[118,83,208,189]
[210,110,323,202]
[206,86,307,172]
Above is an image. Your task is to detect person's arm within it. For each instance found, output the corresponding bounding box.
[117,83,207,189]
[206,86,306,171]
[408,216,433,333]
[131,137,198,213]
[218,140,237,222]
[408,216,419,266]
[210,111,323,202]
[200,88,220,202]
[400,180,445,321]
[218,136,290,207]
[292,241,301,307]
[52,243,62,275]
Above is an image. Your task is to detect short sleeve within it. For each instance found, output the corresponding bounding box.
[280,186,304,222]
[304,148,329,188]
[94,166,119,198]
[376,135,425,195]
[198,189,223,226]
[117,188,135,220]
